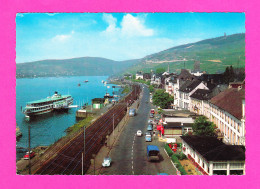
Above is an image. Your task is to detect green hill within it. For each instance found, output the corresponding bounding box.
[16,57,140,78]
[125,33,245,74]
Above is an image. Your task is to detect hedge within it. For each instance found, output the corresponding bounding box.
[164,144,173,157]
[171,154,188,175]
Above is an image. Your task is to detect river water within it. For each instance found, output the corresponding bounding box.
[16,76,121,160]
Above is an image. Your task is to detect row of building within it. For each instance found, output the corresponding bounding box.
[128,66,246,175]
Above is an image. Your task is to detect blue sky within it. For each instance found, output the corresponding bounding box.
[16,13,245,63]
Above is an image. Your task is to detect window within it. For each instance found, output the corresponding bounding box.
[230,163,244,169]
[213,163,227,169]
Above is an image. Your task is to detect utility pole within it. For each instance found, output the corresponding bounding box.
[84,125,86,158]
[113,114,115,139]
[28,124,31,175]
[82,152,84,175]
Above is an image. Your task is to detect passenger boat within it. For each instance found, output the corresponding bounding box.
[84,80,89,83]
[23,92,73,117]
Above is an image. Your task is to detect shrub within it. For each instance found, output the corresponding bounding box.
[165,144,173,156]
[171,154,188,175]
[179,153,187,160]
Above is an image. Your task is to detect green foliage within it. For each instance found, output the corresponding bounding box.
[223,65,235,84]
[164,144,173,157]
[152,89,174,109]
[125,33,245,74]
[149,85,154,93]
[66,116,94,134]
[122,86,130,94]
[192,116,217,137]
[156,67,166,74]
[171,154,188,175]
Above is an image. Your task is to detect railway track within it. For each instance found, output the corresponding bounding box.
[33,84,141,175]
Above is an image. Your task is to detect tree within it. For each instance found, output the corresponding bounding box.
[156,68,166,74]
[152,89,174,109]
[223,66,235,84]
[192,116,217,137]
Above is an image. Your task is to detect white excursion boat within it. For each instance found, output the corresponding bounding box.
[23,92,73,117]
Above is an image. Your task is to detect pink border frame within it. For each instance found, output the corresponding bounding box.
[0,0,259,188]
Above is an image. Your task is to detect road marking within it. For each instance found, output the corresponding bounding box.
[132,165,134,169]
[132,171,134,174]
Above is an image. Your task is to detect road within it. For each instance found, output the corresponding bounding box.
[100,85,177,175]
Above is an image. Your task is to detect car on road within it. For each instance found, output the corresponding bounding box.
[145,132,152,142]
[147,145,160,161]
[150,113,154,118]
[150,109,155,114]
[147,124,153,131]
[102,157,112,167]
[148,119,153,124]
[137,130,142,136]
[129,109,136,117]
[23,151,35,160]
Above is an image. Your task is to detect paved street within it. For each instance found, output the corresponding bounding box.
[100,85,177,175]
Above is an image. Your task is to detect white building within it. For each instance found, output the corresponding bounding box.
[136,71,143,80]
[178,80,208,110]
[181,136,245,175]
[210,88,245,146]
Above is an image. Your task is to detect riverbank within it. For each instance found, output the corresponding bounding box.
[16,81,131,174]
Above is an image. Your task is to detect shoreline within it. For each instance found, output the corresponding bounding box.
[16,81,131,174]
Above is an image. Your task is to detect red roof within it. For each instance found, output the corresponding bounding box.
[210,88,245,119]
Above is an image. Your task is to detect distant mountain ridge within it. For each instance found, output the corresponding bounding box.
[16,57,140,78]
[126,33,245,74]
[16,33,245,78]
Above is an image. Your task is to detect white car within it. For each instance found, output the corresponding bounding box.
[137,130,142,136]
[102,157,112,167]
[148,119,153,124]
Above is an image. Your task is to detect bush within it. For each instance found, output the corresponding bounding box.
[165,144,173,156]
[179,153,187,160]
[171,154,188,175]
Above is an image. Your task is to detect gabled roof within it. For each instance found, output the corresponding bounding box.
[198,74,225,84]
[190,89,211,100]
[178,69,196,80]
[210,88,245,119]
[179,80,202,93]
[181,136,245,161]
[179,80,193,92]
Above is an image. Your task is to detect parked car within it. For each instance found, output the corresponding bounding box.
[137,130,142,136]
[150,109,155,114]
[148,119,153,124]
[150,113,154,118]
[23,151,35,160]
[145,132,152,142]
[102,157,112,167]
[147,124,153,131]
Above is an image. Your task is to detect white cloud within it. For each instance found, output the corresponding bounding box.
[102,14,154,37]
[121,14,154,37]
[51,31,74,42]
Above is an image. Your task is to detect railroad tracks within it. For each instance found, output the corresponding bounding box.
[33,84,141,175]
